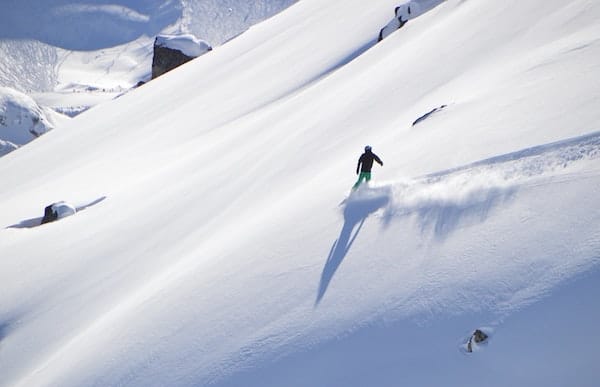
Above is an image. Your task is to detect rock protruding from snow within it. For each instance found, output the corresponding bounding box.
[41,201,77,224]
[151,34,212,79]
[378,1,443,42]
[0,86,65,156]
[466,329,489,353]
[412,105,447,126]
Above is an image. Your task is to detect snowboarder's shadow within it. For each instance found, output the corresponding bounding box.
[315,194,389,306]
[6,196,107,229]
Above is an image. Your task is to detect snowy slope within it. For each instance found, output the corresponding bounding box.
[1,0,600,386]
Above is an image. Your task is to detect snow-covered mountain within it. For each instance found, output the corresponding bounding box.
[0,0,297,155]
[1,0,600,386]
[0,0,297,114]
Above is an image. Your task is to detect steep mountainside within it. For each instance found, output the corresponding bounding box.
[0,0,599,386]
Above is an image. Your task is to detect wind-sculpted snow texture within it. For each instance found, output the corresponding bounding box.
[0,0,600,386]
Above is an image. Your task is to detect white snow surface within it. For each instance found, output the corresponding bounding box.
[50,201,77,220]
[1,0,600,386]
[155,34,211,58]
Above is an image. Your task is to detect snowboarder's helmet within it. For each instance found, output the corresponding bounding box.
[365,145,372,152]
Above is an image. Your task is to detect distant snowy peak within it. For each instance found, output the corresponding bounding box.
[0,86,68,156]
[155,34,212,58]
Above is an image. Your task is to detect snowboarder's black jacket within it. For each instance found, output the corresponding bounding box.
[356,150,383,173]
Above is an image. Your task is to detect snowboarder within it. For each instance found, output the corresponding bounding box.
[353,145,383,189]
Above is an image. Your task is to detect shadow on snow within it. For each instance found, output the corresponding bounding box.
[316,192,389,306]
[315,130,600,305]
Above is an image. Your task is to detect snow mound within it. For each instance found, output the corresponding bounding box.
[0,87,68,155]
[155,34,212,57]
[52,201,77,219]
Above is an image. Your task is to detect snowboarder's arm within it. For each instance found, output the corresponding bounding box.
[374,154,383,166]
[356,157,362,174]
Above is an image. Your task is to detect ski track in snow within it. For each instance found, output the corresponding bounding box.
[319,130,600,309]
[347,130,600,235]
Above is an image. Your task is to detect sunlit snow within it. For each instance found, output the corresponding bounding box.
[1,0,599,386]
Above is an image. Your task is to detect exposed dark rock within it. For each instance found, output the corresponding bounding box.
[41,204,58,224]
[40,201,76,224]
[152,43,195,79]
[378,3,412,42]
[466,329,489,353]
[412,105,447,126]
[151,35,212,79]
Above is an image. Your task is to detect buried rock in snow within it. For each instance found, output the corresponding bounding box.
[7,197,106,229]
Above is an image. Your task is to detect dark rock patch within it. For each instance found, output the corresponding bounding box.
[466,329,489,353]
[412,105,447,126]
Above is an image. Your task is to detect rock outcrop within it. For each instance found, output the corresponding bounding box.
[41,202,77,224]
[151,34,212,79]
[412,105,447,126]
[466,329,489,353]
[378,1,441,42]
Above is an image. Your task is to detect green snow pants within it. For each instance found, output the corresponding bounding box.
[353,172,371,189]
